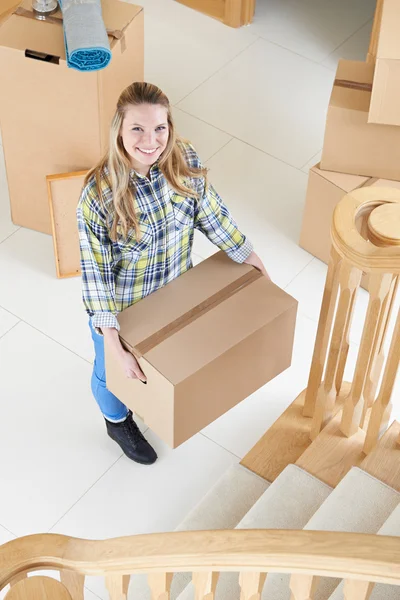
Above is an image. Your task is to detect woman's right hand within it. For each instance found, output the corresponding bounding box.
[102,326,147,383]
[120,348,147,382]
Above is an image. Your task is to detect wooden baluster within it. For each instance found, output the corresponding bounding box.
[334,281,357,397]
[311,260,362,439]
[148,573,173,600]
[192,572,219,599]
[105,574,130,600]
[303,247,341,418]
[341,272,394,437]
[239,572,266,600]
[363,276,398,416]
[364,306,400,454]
[290,574,318,600]
[343,579,375,600]
[60,571,85,600]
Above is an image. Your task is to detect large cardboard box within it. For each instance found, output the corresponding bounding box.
[105,252,298,448]
[0,0,143,234]
[369,0,400,126]
[320,60,400,181]
[300,163,400,289]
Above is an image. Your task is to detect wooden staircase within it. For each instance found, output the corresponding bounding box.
[0,190,399,599]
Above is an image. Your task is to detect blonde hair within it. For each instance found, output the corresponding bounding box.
[84,82,207,241]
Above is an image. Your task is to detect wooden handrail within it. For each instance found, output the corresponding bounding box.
[1,530,400,590]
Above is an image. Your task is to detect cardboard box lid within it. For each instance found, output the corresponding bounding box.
[119,252,297,385]
[377,0,400,60]
[331,60,374,113]
[311,163,369,193]
[0,0,142,60]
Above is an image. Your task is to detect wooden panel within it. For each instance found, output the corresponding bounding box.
[241,389,313,481]
[174,0,225,22]
[47,171,87,279]
[174,0,254,27]
[361,420,400,492]
[367,0,384,63]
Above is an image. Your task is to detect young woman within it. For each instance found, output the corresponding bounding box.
[77,82,269,466]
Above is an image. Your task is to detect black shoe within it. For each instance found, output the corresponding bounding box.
[105,410,157,465]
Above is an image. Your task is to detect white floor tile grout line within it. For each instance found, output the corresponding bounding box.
[199,432,242,461]
[47,454,124,534]
[0,523,17,539]
[0,319,20,343]
[204,138,234,165]
[174,36,261,106]
[174,105,314,175]
[283,256,315,290]
[0,227,20,247]
[318,16,374,66]
[84,585,104,600]
[0,310,94,366]
[253,35,338,74]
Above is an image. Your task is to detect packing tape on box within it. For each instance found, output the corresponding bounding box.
[334,78,373,93]
[13,6,123,40]
[121,268,264,358]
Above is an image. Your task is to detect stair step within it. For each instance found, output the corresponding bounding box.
[261,467,400,600]
[176,464,332,600]
[327,503,400,600]
[129,464,269,600]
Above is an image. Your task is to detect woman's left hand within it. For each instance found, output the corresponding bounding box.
[244,251,271,280]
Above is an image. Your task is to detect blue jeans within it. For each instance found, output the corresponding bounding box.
[89,321,129,422]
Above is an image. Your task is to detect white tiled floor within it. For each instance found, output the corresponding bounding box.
[1,0,398,598]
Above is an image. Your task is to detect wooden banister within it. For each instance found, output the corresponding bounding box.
[1,530,400,595]
[301,187,400,447]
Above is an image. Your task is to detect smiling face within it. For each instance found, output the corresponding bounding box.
[120,103,169,176]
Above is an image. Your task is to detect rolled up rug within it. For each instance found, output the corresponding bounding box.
[58,0,111,72]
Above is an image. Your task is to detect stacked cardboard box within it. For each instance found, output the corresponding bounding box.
[300,0,400,284]
[0,0,144,234]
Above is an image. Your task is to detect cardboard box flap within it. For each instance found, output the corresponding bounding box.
[0,0,141,59]
[312,164,369,192]
[118,252,257,353]
[377,0,400,60]
[369,178,400,190]
[144,276,297,385]
[331,60,374,112]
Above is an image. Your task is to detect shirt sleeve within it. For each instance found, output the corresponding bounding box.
[194,180,254,263]
[77,186,120,332]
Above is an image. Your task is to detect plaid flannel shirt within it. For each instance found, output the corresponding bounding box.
[77,141,253,331]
